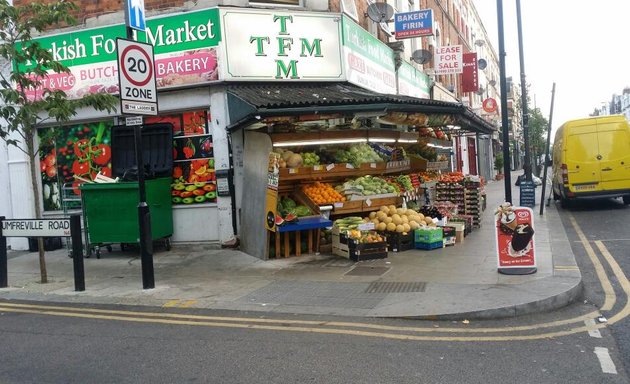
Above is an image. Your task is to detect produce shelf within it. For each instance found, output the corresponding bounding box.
[278,160,410,181]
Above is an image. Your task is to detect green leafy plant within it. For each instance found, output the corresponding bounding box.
[0,0,118,283]
[494,153,504,173]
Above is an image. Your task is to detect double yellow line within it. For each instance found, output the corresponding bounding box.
[0,213,627,342]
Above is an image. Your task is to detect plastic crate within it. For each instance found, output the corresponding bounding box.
[333,242,388,261]
[414,228,443,244]
[111,123,174,179]
[415,240,444,250]
[380,231,414,252]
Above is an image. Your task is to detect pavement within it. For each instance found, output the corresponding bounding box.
[0,170,582,320]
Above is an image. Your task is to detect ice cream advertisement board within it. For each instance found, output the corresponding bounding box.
[495,204,537,274]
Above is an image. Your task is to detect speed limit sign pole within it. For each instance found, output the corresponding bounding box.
[117,1,157,290]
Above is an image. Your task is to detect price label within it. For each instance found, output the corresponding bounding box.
[313,165,322,171]
[334,202,344,208]
[289,168,297,174]
[326,164,335,171]
[370,163,376,168]
[358,222,375,231]
[365,198,372,207]
[345,163,354,169]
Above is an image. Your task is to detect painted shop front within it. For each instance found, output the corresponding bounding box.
[9,6,494,255]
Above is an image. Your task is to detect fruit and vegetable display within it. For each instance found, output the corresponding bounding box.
[439,171,465,183]
[277,196,313,218]
[335,175,398,199]
[300,152,320,166]
[418,205,444,220]
[274,150,304,168]
[333,216,365,231]
[302,181,345,204]
[345,229,385,244]
[366,205,437,235]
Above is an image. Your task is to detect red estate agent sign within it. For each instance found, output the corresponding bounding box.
[117,38,158,116]
[495,204,537,275]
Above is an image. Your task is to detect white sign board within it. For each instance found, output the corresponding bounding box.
[2,219,71,237]
[117,38,158,115]
[219,9,343,81]
[125,116,143,126]
[434,45,463,75]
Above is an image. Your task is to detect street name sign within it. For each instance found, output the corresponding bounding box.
[1,219,71,237]
[117,38,158,116]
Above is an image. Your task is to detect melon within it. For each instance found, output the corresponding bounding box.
[409,221,420,230]
[369,211,377,220]
[384,217,393,224]
[407,209,417,216]
[377,212,388,222]
[391,214,402,225]
[388,205,397,213]
[416,213,425,220]
[401,215,409,224]
[396,208,407,216]
[402,223,411,233]
[377,222,387,232]
[380,206,389,213]
[371,219,380,227]
[286,153,303,168]
[424,217,434,225]
[395,224,405,233]
[281,151,294,161]
[386,222,397,232]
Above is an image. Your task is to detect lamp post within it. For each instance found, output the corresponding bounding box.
[496,0,512,202]
[516,0,531,181]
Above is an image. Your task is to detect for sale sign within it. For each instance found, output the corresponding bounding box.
[117,38,158,115]
[433,45,462,75]
[495,204,537,273]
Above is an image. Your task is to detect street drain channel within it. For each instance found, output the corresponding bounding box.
[365,281,426,294]
[345,266,390,277]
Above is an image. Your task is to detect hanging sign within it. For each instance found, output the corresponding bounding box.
[434,45,462,75]
[495,204,537,274]
[394,9,434,39]
[482,98,498,113]
[461,52,478,93]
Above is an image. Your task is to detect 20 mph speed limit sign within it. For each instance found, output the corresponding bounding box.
[116,38,158,116]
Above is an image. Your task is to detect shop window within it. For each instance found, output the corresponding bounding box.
[38,121,114,212]
[145,110,217,206]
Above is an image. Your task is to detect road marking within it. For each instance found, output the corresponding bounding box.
[554,266,579,270]
[569,215,616,310]
[594,347,617,374]
[162,300,197,308]
[162,300,180,308]
[594,241,630,326]
[0,301,601,335]
[0,303,608,342]
[585,319,602,338]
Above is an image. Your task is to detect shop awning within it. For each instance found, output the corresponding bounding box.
[226,83,496,134]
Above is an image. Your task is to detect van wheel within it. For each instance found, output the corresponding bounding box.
[623,195,630,205]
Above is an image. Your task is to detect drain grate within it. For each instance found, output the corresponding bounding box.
[345,266,390,277]
[365,281,426,293]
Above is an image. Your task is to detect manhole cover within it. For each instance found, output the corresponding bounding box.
[345,266,390,277]
[365,281,426,293]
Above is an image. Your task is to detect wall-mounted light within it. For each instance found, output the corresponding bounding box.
[273,138,368,147]
[368,138,397,143]
[397,139,418,143]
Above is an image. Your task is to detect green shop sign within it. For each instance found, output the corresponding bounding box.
[20,8,221,99]
[341,15,396,94]
[397,61,430,99]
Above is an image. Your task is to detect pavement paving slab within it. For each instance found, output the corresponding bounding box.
[0,171,582,319]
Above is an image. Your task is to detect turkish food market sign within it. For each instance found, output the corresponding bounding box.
[18,7,221,100]
[434,45,463,75]
[342,15,397,94]
[394,9,434,39]
[2,219,71,237]
[397,61,430,99]
[219,9,343,81]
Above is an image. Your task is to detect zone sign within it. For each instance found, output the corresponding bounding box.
[116,38,158,115]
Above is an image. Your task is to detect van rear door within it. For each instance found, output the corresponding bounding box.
[565,122,600,192]
[597,119,630,190]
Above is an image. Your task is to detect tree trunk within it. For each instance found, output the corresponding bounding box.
[26,132,47,284]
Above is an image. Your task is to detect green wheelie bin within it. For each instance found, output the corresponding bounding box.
[79,177,173,257]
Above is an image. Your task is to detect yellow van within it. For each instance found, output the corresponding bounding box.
[552,115,630,207]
